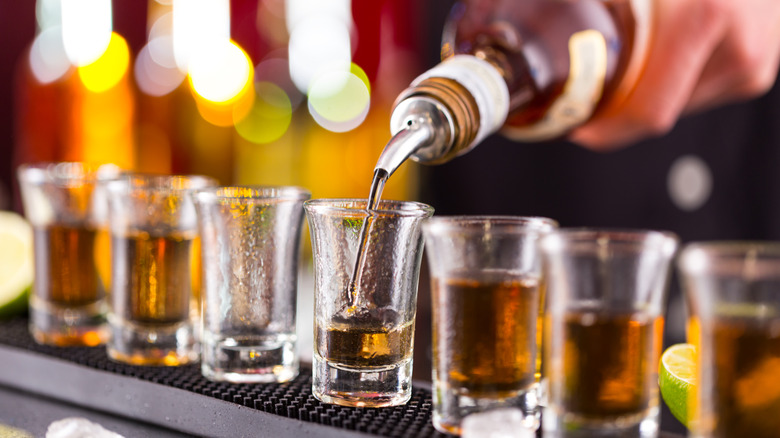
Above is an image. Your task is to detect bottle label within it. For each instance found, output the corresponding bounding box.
[502,29,608,142]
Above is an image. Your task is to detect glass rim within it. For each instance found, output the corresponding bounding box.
[678,241,780,275]
[422,215,558,235]
[539,227,679,254]
[106,173,217,193]
[193,185,311,203]
[304,198,434,218]
[17,162,123,185]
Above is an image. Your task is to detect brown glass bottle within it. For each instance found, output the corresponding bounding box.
[444,0,645,138]
[374,0,650,174]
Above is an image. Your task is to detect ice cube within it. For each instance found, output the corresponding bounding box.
[46,418,125,438]
[461,409,535,438]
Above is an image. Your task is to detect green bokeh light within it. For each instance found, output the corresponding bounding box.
[235,81,293,144]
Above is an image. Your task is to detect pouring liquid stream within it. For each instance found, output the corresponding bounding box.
[346,168,389,308]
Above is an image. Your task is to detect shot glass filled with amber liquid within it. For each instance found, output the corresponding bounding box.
[106,174,216,366]
[679,242,780,438]
[17,162,121,346]
[540,229,678,438]
[423,216,557,435]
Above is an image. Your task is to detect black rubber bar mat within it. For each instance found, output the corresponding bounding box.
[0,317,684,438]
[0,317,445,438]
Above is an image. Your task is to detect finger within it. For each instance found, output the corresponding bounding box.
[569,0,728,151]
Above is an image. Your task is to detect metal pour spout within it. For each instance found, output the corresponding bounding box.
[374,96,457,177]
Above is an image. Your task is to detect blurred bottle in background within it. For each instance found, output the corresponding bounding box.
[11,0,426,361]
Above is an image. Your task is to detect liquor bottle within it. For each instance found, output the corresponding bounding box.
[374,0,651,177]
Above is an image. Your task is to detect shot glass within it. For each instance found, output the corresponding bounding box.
[423,216,558,435]
[106,174,216,366]
[193,186,310,383]
[678,242,780,437]
[17,162,121,346]
[540,229,678,438]
[304,199,434,407]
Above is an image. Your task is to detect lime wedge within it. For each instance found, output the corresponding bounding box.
[0,211,33,318]
[659,343,697,428]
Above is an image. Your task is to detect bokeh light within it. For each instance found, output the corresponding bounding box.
[235,81,292,144]
[135,8,185,96]
[308,69,370,133]
[78,32,130,93]
[288,15,351,94]
[36,0,62,30]
[172,0,230,72]
[255,54,305,110]
[350,63,371,94]
[135,37,186,96]
[61,0,113,66]
[285,0,351,33]
[29,27,71,84]
[189,39,253,104]
[193,80,255,128]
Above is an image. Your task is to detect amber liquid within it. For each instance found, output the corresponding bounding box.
[31,224,109,346]
[433,274,540,398]
[34,224,106,306]
[561,311,663,418]
[447,0,638,128]
[317,319,414,369]
[112,231,197,325]
[711,318,780,437]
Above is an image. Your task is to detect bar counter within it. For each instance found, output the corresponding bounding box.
[0,317,683,438]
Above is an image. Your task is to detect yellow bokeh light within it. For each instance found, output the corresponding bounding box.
[350,63,371,94]
[194,81,255,127]
[189,39,253,104]
[77,32,130,93]
[235,82,292,144]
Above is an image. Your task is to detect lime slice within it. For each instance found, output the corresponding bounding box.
[0,211,33,318]
[659,343,697,428]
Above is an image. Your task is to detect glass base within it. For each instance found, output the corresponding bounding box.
[312,355,412,408]
[29,296,108,347]
[201,333,299,383]
[543,405,660,438]
[432,382,540,435]
[107,314,197,366]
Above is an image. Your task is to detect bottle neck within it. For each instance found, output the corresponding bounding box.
[392,77,481,165]
[375,55,510,174]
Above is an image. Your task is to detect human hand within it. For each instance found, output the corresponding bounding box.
[570,0,780,150]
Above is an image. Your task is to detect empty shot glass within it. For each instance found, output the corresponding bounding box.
[423,216,558,435]
[304,199,434,407]
[678,242,780,437]
[193,186,310,383]
[106,174,216,366]
[540,229,678,438]
[17,162,121,346]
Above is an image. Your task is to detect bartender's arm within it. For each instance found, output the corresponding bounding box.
[571,0,780,150]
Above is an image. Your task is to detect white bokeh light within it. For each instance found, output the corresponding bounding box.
[36,0,62,31]
[29,27,71,84]
[285,0,351,33]
[172,0,230,72]
[61,0,113,66]
[288,15,351,94]
[189,39,252,103]
[135,40,186,96]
